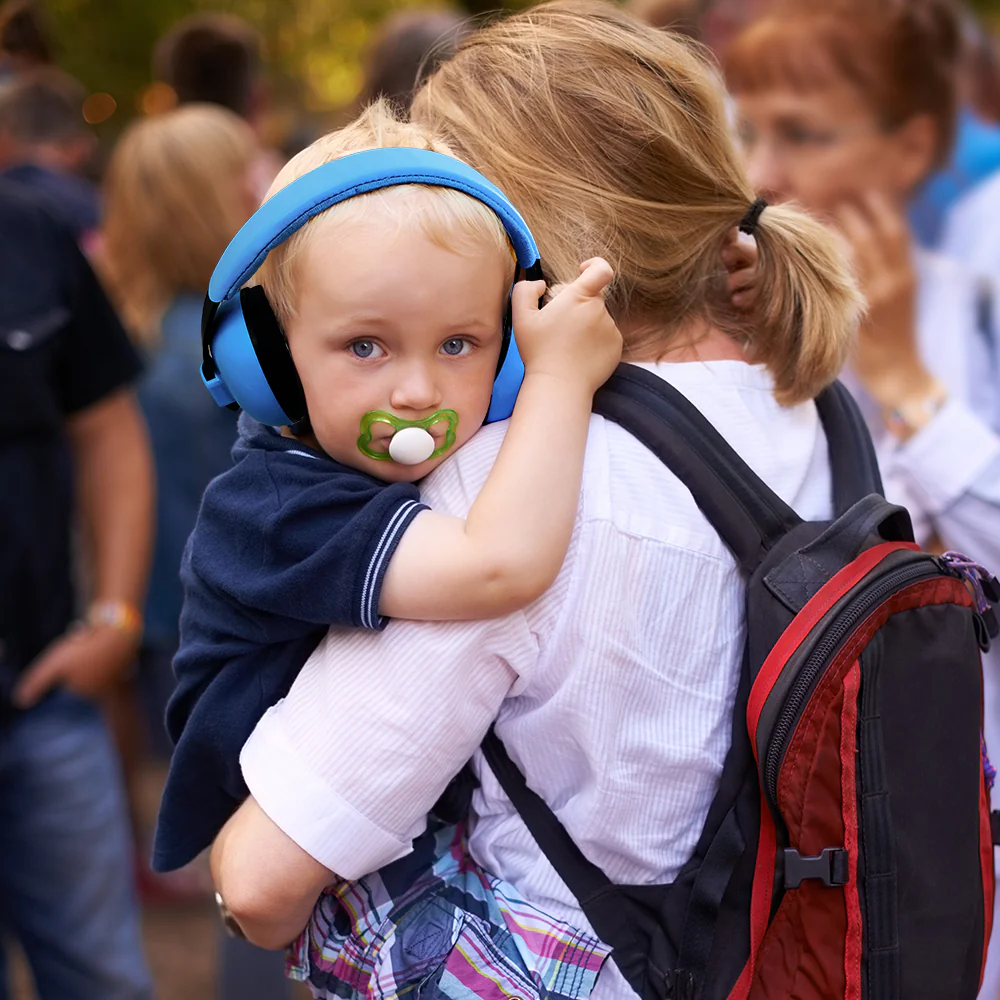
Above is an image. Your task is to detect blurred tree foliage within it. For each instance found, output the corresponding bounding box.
[40,0,1000,135]
[44,0,518,135]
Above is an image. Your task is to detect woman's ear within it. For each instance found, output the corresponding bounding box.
[890,113,940,195]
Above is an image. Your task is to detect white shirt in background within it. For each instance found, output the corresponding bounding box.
[942,170,1000,284]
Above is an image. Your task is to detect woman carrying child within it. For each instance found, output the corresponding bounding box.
[210,2,864,998]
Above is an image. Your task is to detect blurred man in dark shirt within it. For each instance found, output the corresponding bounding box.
[0,67,100,241]
[0,182,153,999]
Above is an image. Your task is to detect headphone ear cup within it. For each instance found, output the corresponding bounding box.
[206,289,305,427]
[239,285,308,425]
[486,293,524,424]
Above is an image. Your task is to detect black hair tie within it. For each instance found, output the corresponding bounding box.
[739,197,768,236]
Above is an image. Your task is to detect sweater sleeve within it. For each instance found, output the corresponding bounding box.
[188,449,428,632]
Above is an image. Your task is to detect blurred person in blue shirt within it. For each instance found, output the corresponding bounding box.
[97,104,259,739]
[96,102,271,989]
[910,12,1000,248]
[0,68,100,243]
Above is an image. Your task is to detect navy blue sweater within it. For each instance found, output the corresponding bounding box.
[152,414,426,872]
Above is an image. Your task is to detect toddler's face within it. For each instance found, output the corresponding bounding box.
[282,201,509,482]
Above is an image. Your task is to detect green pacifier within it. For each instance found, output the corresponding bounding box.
[358,409,459,465]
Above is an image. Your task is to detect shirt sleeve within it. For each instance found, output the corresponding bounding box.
[925,454,1000,572]
[256,461,428,631]
[240,612,538,878]
[886,398,1000,567]
[51,220,143,415]
[190,450,428,634]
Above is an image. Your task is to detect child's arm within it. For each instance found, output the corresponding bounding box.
[379,257,621,620]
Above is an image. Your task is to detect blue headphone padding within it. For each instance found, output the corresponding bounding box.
[486,334,523,424]
[207,300,295,426]
[208,148,540,305]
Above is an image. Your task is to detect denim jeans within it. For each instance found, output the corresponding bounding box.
[218,932,292,1000]
[0,688,152,999]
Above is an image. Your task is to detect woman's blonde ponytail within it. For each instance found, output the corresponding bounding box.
[745,203,863,405]
[414,0,864,406]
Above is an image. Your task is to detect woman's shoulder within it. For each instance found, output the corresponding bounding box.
[422,362,832,555]
[590,362,832,549]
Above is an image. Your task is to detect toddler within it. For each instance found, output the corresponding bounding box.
[152,103,622,872]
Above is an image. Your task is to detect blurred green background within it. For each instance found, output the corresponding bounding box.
[39,0,1000,142]
[44,0,525,142]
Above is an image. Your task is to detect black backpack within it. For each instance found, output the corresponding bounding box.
[481,364,999,1000]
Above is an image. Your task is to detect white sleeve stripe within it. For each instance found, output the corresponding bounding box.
[283,449,323,461]
[360,499,425,629]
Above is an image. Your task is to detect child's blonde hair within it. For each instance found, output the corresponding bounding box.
[99,103,258,344]
[412,0,863,405]
[251,101,515,327]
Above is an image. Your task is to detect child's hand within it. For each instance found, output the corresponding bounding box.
[511,257,622,393]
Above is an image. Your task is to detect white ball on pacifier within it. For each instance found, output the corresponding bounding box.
[388,426,436,465]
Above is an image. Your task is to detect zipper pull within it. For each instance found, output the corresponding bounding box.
[941,552,999,616]
[941,552,999,647]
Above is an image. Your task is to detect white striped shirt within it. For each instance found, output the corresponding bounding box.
[241,359,833,1000]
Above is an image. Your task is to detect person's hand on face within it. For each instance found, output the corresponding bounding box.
[833,192,934,408]
[511,257,623,393]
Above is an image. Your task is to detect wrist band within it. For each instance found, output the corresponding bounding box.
[86,599,143,635]
[886,382,948,441]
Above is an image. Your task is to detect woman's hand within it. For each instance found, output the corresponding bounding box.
[211,796,334,950]
[722,231,759,311]
[834,193,940,416]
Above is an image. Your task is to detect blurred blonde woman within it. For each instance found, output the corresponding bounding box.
[97,103,258,790]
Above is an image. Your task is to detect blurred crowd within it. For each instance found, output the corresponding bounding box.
[2,0,1000,997]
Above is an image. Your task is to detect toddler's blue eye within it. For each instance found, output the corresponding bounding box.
[351,340,378,359]
[441,338,469,356]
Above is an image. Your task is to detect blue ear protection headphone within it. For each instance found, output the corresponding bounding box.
[200,147,542,428]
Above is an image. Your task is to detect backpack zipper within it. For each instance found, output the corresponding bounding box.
[763,555,943,803]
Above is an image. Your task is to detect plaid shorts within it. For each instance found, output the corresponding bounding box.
[287,820,610,1000]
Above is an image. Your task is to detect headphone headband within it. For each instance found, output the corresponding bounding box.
[202,147,539,427]
[208,147,540,305]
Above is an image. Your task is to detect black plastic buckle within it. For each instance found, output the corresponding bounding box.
[784,847,849,889]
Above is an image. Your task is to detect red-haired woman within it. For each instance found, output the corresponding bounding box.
[727,4,1000,993]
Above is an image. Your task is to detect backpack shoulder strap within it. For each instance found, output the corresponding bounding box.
[814,380,884,515]
[593,364,800,575]
[481,727,617,911]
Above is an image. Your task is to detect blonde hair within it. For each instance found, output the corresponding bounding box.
[412,0,862,405]
[99,103,257,343]
[250,100,515,327]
